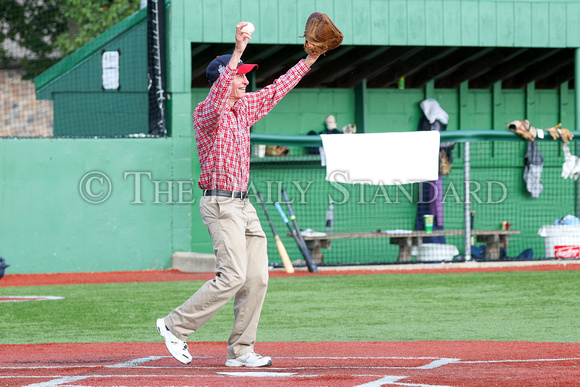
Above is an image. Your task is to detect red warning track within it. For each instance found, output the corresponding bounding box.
[1,341,578,386]
[2,262,579,287]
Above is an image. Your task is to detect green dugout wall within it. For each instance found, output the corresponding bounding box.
[181,0,580,256]
[0,0,578,273]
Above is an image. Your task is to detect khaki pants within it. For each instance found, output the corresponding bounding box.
[164,196,269,359]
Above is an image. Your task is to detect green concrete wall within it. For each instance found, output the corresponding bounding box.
[0,137,194,274]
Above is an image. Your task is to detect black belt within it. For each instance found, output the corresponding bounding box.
[203,189,249,199]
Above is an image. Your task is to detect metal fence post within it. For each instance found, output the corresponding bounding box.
[464,142,472,261]
[576,48,580,218]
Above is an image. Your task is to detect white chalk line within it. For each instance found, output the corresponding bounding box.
[355,375,455,387]
[459,357,580,364]
[5,356,579,370]
[216,371,297,377]
[3,356,169,369]
[7,355,578,386]
[416,358,460,369]
[107,355,165,367]
[19,357,169,387]
[1,365,460,371]
[21,375,89,387]
[292,356,443,360]
[7,374,453,387]
[0,296,64,302]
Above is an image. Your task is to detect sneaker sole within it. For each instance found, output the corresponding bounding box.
[156,319,192,365]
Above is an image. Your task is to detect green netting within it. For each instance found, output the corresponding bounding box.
[250,132,580,267]
[0,1,165,138]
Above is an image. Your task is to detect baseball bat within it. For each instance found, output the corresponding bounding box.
[274,202,319,273]
[256,192,294,274]
[280,190,316,271]
[281,189,307,246]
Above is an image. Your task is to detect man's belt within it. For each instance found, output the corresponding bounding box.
[202,189,249,199]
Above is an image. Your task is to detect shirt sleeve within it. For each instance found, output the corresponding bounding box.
[193,65,236,134]
[242,59,311,128]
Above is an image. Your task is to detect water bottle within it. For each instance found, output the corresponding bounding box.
[398,76,405,89]
[325,200,334,234]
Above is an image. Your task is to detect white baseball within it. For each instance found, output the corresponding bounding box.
[241,22,255,35]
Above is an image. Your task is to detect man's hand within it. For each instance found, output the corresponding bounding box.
[230,22,253,70]
[305,53,320,67]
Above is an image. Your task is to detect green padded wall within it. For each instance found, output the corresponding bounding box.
[0,137,193,274]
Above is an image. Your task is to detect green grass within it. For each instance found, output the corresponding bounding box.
[0,270,578,344]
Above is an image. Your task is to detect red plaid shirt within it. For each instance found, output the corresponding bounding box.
[193,60,311,192]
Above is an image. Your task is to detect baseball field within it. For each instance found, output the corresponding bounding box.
[1,263,579,386]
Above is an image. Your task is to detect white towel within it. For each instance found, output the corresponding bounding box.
[321,131,440,185]
[420,98,448,124]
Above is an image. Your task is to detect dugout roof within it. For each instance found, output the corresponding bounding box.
[184,0,580,90]
[190,43,575,89]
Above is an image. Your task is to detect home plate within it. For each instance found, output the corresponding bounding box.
[217,372,296,377]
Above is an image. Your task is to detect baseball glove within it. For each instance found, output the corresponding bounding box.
[547,123,574,144]
[439,150,451,175]
[265,145,289,157]
[300,12,343,56]
[507,119,537,141]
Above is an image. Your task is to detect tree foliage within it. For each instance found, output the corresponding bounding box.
[55,0,141,57]
[0,0,66,78]
[0,0,141,79]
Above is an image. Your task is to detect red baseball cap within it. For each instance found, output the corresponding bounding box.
[206,54,258,84]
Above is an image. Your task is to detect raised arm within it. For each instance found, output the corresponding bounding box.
[194,22,255,130]
[229,22,253,71]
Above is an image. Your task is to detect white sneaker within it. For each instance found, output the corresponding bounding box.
[156,318,192,365]
[225,352,272,367]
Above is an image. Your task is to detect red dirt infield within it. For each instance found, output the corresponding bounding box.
[1,264,579,386]
[1,341,579,386]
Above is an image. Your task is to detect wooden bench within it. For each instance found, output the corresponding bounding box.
[295,230,521,263]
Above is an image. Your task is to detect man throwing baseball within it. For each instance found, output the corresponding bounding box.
[156,21,324,368]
